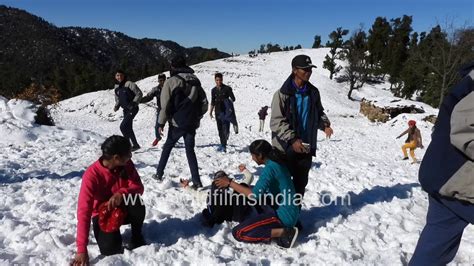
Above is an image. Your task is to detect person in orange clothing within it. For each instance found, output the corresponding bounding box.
[397,120,424,163]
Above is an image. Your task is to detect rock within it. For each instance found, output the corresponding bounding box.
[360,99,425,123]
[422,115,437,124]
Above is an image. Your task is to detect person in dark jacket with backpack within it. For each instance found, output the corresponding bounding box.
[270,55,333,199]
[258,106,269,132]
[409,63,474,265]
[113,70,143,151]
[210,73,237,152]
[152,55,208,189]
[141,74,166,146]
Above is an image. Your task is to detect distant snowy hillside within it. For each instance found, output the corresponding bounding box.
[1,49,472,265]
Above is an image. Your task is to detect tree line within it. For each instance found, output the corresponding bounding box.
[319,16,473,107]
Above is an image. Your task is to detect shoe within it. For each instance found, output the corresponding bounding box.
[152,139,159,146]
[402,157,409,160]
[124,234,146,250]
[412,158,418,164]
[233,125,239,134]
[152,173,164,182]
[132,145,141,152]
[276,227,299,249]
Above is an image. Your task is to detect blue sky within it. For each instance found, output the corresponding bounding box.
[2,0,473,53]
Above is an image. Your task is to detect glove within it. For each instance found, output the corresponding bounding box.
[113,105,119,112]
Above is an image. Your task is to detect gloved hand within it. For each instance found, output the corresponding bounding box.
[113,105,119,112]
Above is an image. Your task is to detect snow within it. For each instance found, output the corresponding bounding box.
[158,45,173,58]
[1,48,473,265]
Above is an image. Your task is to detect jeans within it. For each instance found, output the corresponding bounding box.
[120,107,139,147]
[216,117,230,147]
[410,195,474,265]
[156,126,201,185]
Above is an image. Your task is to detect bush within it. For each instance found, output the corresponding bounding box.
[15,83,60,126]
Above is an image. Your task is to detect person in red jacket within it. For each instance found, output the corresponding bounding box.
[72,135,145,265]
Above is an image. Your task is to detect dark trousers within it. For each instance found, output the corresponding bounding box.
[154,111,162,141]
[410,195,474,265]
[92,200,145,256]
[156,126,201,186]
[120,107,139,147]
[216,117,230,147]
[232,206,282,243]
[285,152,312,198]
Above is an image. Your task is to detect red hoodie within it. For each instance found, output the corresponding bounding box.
[76,159,144,253]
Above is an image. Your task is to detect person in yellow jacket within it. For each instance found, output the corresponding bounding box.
[397,120,424,163]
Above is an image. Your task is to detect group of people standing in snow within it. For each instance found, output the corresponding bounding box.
[72,53,474,266]
[73,54,333,265]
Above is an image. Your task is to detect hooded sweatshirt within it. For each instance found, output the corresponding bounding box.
[76,159,144,253]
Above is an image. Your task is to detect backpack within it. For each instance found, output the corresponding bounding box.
[168,75,209,129]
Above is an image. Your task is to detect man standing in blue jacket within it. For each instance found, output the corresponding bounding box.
[410,62,474,265]
[270,55,333,199]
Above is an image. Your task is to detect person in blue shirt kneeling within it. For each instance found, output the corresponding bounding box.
[214,139,301,248]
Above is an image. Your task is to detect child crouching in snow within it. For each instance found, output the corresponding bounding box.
[72,135,146,265]
[214,139,301,248]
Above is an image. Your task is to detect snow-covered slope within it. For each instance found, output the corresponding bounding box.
[1,49,472,265]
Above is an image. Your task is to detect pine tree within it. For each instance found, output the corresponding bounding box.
[367,17,391,75]
[312,35,322,48]
[339,29,370,100]
[323,27,349,79]
[415,24,474,107]
[384,15,413,94]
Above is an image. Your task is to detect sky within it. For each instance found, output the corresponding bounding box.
[1,0,473,54]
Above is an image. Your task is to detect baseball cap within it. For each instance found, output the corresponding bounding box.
[291,55,317,69]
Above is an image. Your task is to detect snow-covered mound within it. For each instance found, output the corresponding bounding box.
[0,97,39,144]
[0,97,103,184]
[1,48,472,265]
